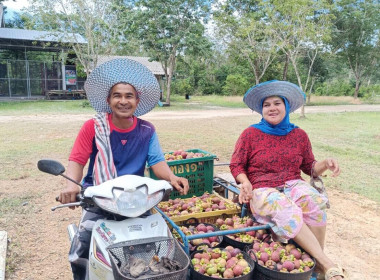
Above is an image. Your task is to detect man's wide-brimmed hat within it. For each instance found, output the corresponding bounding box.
[243,80,306,113]
[84,58,161,116]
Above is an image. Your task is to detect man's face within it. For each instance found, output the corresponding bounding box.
[107,83,139,119]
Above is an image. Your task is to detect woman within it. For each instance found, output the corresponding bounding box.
[230,80,348,280]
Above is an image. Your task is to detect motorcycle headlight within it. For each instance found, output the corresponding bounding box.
[93,184,164,217]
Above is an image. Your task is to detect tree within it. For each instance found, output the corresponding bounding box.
[332,0,380,99]
[263,0,334,117]
[117,0,211,104]
[213,0,277,85]
[26,0,118,76]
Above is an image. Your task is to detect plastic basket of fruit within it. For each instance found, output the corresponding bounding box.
[155,192,241,226]
[215,215,270,250]
[107,236,190,280]
[189,246,255,280]
[172,220,223,252]
[246,239,315,280]
[149,149,217,199]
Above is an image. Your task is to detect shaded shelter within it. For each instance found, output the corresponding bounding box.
[0,27,86,99]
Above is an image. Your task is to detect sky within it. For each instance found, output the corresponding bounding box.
[2,0,30,20]
[3,0,30,10]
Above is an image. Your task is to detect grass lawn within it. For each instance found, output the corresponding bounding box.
[0,96,379,203]
[0,94,378,115]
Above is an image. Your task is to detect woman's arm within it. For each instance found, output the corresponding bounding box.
[236,173,253,204]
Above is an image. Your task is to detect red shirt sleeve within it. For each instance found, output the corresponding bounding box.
[68,119,95,166]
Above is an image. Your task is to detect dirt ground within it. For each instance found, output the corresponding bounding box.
[1,105,380,280]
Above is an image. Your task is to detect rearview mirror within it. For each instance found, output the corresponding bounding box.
[37,159,65,175]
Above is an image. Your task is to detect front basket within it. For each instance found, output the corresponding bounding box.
[107,236,190,280]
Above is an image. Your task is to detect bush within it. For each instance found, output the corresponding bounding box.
[315,80,355,96]
[198,77,222,95]
[359,84,380,100]
[172,78,194,96]
[222,74,250,96]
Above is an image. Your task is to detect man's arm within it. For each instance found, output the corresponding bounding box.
[59,161,84,208]
[150,161,189,195]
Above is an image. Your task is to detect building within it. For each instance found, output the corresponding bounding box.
[0,28,166,99]
[0,27,87,99]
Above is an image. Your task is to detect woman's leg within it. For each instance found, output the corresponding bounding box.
[308,225,326,249]
[293,224,343,280]
[308,225,326,275]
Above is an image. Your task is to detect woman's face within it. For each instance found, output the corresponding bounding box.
[262,96,286,125]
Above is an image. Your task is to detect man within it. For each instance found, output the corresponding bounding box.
[59,58,188,278]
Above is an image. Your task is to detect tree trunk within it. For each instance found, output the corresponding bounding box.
[307,78,315,104]
[354,79,360,99]
[289,55,305,118]
[164,49,177,105]
[165,75,172,105]
[300,105,305,118]
[282,54,289,80]
[165,59,175,105]
[254,60,260,84]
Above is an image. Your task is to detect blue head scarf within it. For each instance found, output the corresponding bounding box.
[252,96,298,136]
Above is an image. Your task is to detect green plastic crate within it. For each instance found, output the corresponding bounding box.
[149,149,217,199]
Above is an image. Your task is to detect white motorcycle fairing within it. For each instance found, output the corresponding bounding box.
[88,213,170,280]
[84,175,172,218]
[84,175,172,199]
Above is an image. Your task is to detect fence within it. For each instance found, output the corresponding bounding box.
[0,59,85,98]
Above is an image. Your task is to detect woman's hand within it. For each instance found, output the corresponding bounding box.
[236,173,253,204]
[238,180,253,204]
[325,158,341,177]
[313,158,341,177]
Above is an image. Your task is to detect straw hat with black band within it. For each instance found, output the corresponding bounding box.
[84,58,161,116]
[243,80,306,113]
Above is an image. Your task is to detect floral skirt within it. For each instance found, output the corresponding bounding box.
[249,179,328,240]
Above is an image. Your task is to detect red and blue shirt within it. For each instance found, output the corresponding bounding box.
[69,115,164,186]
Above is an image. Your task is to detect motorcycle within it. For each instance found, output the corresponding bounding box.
[37,159,174,280]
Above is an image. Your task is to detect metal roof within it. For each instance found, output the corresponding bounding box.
[0,28,87,44]
[97,55,165,75]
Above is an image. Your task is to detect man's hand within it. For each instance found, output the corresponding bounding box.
[169,175,189,195]
[58,184,81,209]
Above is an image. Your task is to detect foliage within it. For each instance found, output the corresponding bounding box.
[171,78,194,96]
[222,74,250,96]
[26,0,118,75]
[213,0,277,85]
[2,0,380,99]
[331,0,380,99]
[115,0,211,104]
[359,84,380,101]
[315,80,355,96]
